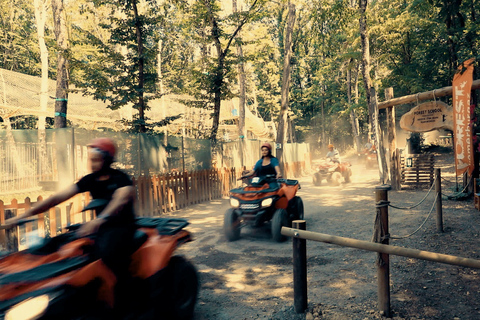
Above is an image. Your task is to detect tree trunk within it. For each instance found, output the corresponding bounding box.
[157,39,168,144]
[132,0,146,133]
[347,61,361,152]
[233,0,246,166]
[34,0,50,178]
[359,0,372,134]
[52,0,69,128]
[34,0,48,130]
[276,2,296,174]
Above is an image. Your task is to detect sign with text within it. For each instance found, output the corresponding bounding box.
[400,101,453,132]
[452,58,475,176]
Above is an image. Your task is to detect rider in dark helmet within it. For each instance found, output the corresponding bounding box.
[4,137,136,302]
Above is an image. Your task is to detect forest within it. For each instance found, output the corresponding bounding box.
[0,0,479,149]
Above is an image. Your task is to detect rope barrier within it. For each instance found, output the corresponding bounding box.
[441,174,473,199]
[387,193,438,240]
[388,176,436,210]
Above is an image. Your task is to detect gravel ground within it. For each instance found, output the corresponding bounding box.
[173,151,480,320]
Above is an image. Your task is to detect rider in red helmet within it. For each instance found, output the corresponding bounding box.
[4,137,136,304]
[243,142,282,179]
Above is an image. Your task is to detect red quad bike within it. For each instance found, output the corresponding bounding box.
[224,174,303,242]
[363,148,378,169]
[312,159,352,186]
[0,200,199,320]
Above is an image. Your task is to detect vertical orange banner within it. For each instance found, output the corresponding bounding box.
[452,58,475,176]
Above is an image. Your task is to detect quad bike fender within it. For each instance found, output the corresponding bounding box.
[275,197,288,209]
[0,259,116,308]
[274,183,299,209]
[0,238,94,274]
[66,259,116,308]
[130,228,191,279]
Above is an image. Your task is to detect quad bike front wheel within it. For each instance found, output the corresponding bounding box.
[331,172,342,186]
[289,196,304,221]
[271,208,289,242]
[343,167,352,183]
[224,208,241,241]
[160,256,199,320]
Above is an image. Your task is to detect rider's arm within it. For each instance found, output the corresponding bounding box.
[96,185,135,221]
[271,158,282,178]
[4,184,80,226]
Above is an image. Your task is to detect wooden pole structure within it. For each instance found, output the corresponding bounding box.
[292,220,307,313]
[375,185,391,317]
[435,168,444,233]
[371,88,389,184]
[385,88,399,190]
[281,227,480,269]
[378,79,480,109]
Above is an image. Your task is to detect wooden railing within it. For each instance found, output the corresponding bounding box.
[133,167,237,216]
[0,167,239,251]
[0,163,309,251]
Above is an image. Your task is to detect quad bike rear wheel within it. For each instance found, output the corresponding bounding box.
[271,208,289,242]
[162,256,199,320]
[331,172,342,186]
[224,208,241,241]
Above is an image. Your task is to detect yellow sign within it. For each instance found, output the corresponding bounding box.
[400,101,453,133]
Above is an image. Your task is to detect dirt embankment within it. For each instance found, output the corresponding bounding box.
[175,152,480,320]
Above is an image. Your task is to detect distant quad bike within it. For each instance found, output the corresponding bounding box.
[364,149,378,169]
[0,201,199,320]
[312,159,352,186]
[224,174,303,242]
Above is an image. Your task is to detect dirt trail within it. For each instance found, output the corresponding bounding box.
[174,153,480,320]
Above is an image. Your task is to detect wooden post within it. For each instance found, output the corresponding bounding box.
[292,220,307,313]
[371,88,389,184]
[385,88,399,190]
[375,185,391,317]
[435,168,444,233]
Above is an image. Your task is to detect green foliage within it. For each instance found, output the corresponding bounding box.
[1,0,479,145]
[0,0,44,75]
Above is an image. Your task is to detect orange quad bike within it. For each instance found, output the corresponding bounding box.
[312,159,352,186]
[224,174,303,242]
[0,200,199,320]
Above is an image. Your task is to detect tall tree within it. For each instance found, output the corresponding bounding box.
[69,0,160,132]
[276,1,295,167]
[52,0,69,128]
[198,0,262,143]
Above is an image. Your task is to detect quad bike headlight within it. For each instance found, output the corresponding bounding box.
[261,198,273,208]
[5,294,49,320]
[230,198,240,208]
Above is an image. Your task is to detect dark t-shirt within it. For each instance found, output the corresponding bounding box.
[76,168,135,225]
[254,157,279,177]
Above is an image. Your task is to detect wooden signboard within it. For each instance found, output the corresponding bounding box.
[400,101,453,132]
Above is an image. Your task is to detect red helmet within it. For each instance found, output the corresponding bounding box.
[88,137,116,158]
[261,142,272,151]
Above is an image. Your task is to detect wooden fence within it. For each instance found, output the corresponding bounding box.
[400,154,435,189]
[0,167,239,251]
[133,167,237,216]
